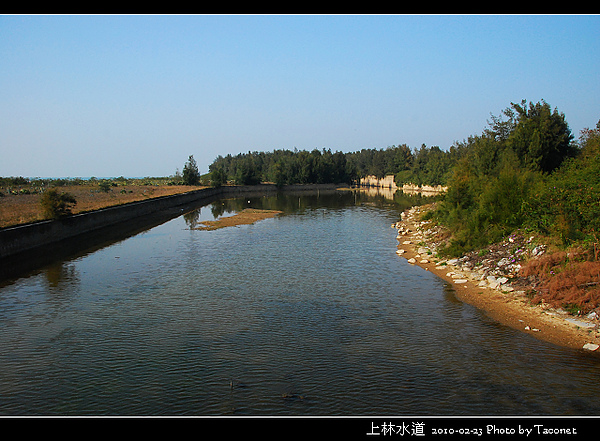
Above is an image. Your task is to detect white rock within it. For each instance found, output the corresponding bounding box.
[532,246,546,256]
[454,279,468,284]
[583,343,599,351]
[497,258,511,267]
[566,318,597,329]
[407,258,417,264]
[420,259,429,264]
[396,249,406,255]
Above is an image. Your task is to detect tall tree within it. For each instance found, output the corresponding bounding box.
[182,155,200,185]
[506,99,576,173]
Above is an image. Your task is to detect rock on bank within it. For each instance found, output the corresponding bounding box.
[393,204,600,353]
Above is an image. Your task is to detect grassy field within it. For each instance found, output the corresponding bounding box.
[0,178,206,228]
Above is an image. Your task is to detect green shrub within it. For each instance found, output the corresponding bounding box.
[98,180,112,192]
[40,189,77,219]
[524,153,600,245]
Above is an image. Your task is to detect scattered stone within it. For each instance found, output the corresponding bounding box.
[394,204,600,350]
[396,249,406,255]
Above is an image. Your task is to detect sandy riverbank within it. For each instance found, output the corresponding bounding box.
[194,208,283,230]
[394,204,600,353]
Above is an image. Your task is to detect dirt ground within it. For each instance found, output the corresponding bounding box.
[0,184,206,228]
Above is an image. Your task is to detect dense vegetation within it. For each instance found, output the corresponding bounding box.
[431,100,598,257]
[206,99,599,262]
[208,143,461,187]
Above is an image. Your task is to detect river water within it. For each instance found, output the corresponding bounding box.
[1,191,599,416]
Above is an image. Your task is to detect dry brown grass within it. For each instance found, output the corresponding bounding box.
[0,184,206,228]
[194,208,283,230]
[520,248,600,314]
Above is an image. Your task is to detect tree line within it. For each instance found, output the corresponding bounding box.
[207,143,465,188]
[206,100,582,190]
[203,99,599,257]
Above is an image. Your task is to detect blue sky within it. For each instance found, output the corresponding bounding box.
[1,14,599,178]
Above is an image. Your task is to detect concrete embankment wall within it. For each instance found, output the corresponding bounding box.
[0,183,346,260]
[360,175,397,189]
[0,187,222,260]
[359,175,448,193]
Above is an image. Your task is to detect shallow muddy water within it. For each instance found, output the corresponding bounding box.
[1,191,599,415]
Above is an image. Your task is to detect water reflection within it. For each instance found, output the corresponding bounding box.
[0,191,599,416]
[182,208,201,229]
[44,261,79,294]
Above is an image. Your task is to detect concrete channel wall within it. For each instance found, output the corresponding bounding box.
[0,187,222,260]
[0,183,343,260]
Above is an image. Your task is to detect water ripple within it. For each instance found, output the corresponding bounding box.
[1,194,600,415]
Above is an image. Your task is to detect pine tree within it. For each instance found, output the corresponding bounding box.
[182,155,200,186]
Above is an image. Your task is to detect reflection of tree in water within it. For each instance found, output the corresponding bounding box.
[209,199,249,219]
[393,190,440,211]
[196,190,435,227]
[44,261,80,296]
[183,208,201,229]
[210,202,227,219]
